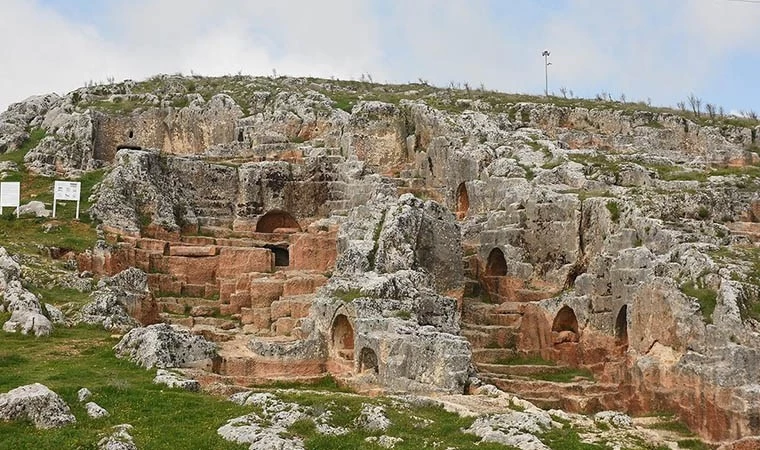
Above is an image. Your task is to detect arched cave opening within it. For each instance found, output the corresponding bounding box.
[331,314,355,360]
[264,244,290,267]
[552,305,579,334]
[456,182,470,218]
[255,210,302,233]
[359,347,379,374]
[486,248,508,277]
[615,305,629,347]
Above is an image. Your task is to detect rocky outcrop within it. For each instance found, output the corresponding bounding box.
[249,194,471,394]
[79,267,155,331]
[98,424,137,450]
[220,392,307,450]
[1,280,52,337]
[0,383,76,429]
[24,110,100,177]
[113,323,217,369]
[153,369,200,392]
[0,94,60,154]
[85,402,110,419]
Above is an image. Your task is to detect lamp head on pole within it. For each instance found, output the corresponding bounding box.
[542,50,551,57]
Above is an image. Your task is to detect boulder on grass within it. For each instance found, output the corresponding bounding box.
[113,323,217,369]
[0,383,76,429]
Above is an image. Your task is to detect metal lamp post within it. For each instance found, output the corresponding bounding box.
[542,50,551,97]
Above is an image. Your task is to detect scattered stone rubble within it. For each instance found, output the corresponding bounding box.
[98,424,138,450]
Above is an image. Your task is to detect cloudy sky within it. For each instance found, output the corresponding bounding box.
[1,0,759,113]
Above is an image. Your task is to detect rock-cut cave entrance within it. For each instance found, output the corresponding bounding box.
[264,244,290,267]
[456,182,470,219]
[486,248,507,277]
[255,210,302,233]
[484,248,508,302]
[331,314,355,360]
[552,305,579,343]
[615,305,629,348]
[359,347,379,374]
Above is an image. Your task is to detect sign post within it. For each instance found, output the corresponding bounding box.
[0,182,20,218]
[53,181,81,219]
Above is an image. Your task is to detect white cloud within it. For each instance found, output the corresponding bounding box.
[0,0,386,110]
[0,0,758,112]
[0,0,127,110]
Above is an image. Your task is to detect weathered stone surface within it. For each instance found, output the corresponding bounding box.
[25,110,101,177]
[1,280,52,337]
[113,323,217,369]
[354,404,391,432]
[0,383,76,429]
[86,401,110,418]
[79,268,153,331]
[465,410,556,450]
[219,393,306,450]
[77,388,92,403]
[17,201,51,218]
[0,94,60,154]
[153,369,200,391]
[98,424,137,450]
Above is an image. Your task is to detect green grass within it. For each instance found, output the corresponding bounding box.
[0,128,46,164]
[252,375,352,393]
[539,424,607,450]
[494,355,556,366]
[677,439,711,450]
[653,163,760,182]
[645,417,694,435]
[0,216,97,253]
[334,288,363,303]
[0,131,104,254]
[29,286,92,307]
[606,201,621,222]
[0,325,249,450]
[276,392,513,450]
[527,367,594,383]
[680,281,717,324]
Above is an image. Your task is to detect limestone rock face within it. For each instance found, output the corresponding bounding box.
[337,194,463,293]
[1,280,52,337]
[0,383,76,429]
[25,111,100,177]
[252,193,471,393]
[241,89,347,146]
[90,149,193,234]
[465,410,556,450]
[0,247,21,291]
[79,268,154,331]
[113,323,217,369]
[0,94,60,154]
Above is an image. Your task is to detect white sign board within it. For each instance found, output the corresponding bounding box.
[53,181,82,219]
[0,182,20,217]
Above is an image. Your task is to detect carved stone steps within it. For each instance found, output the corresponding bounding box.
[157,297,221,315]
[462,305,522,328]
[471,348,518,364]
[461,324,519,349]
[476,363,571,377]
[482,374,617,398]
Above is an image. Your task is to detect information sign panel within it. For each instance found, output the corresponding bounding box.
[0,182,20,217]
[53,181,81,219]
